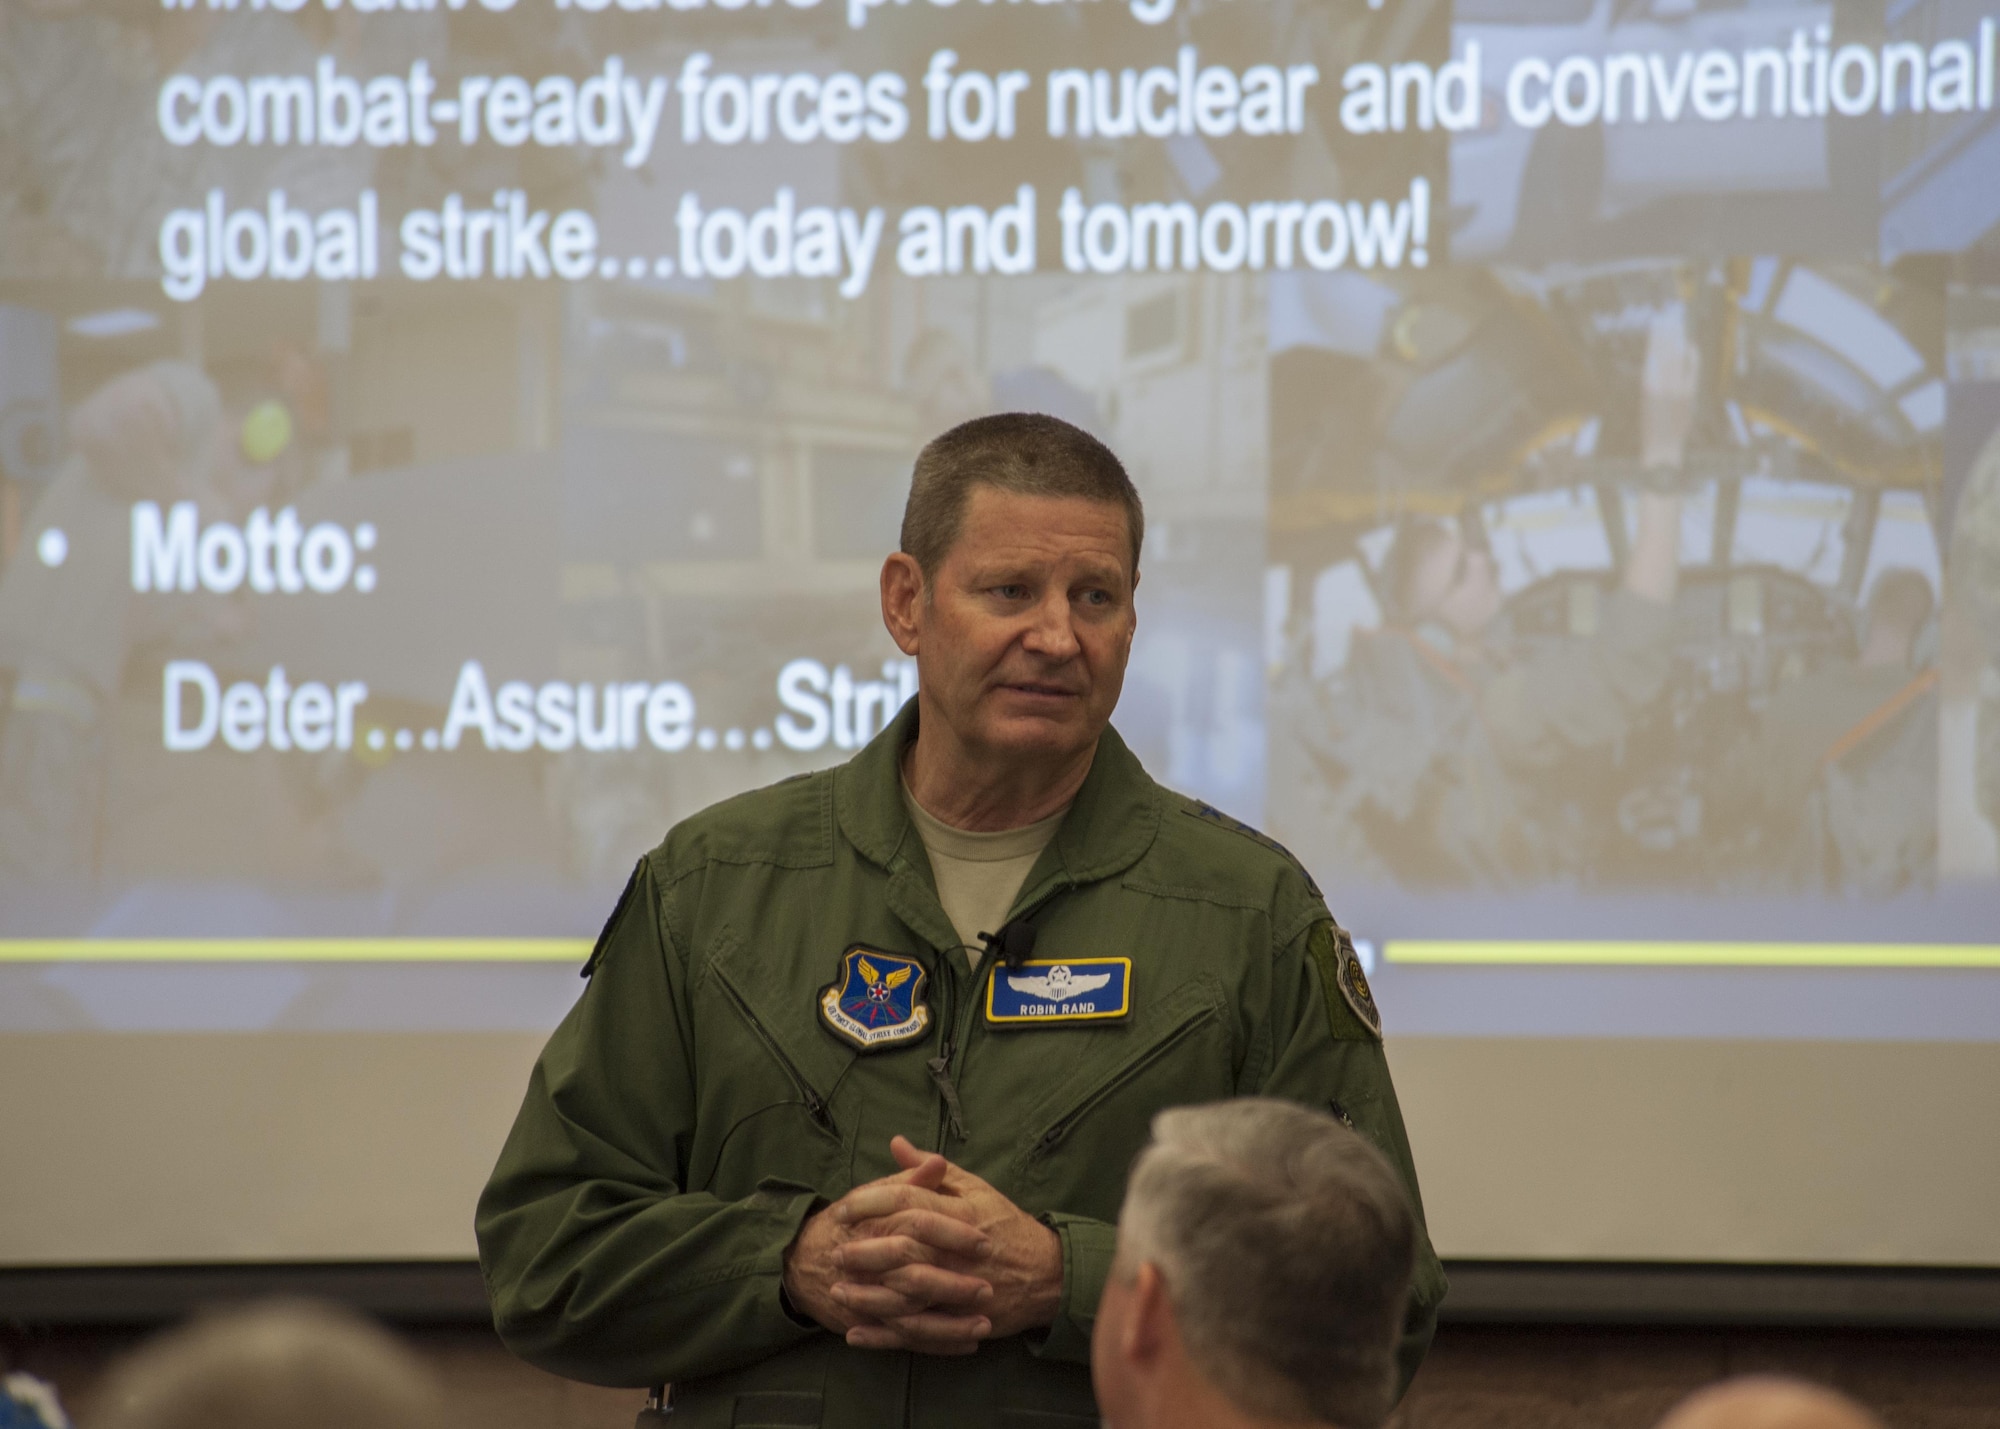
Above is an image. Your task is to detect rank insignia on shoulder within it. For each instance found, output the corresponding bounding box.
[985,958,1132,1026]
[1333,927,1381,1039]
[1185,800,1323,899]
[819,946,932,1052]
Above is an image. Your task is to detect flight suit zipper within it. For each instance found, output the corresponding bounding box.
[1027,1003,1217,1159]
[928,882,1074,1148]
[929,945,980,1146]
[927,1042,968,1140]
[711,968,839,1137]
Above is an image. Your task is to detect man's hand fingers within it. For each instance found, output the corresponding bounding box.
[832,1268,990,1319]
[880,1310,993,1349]
[833,1261,994,1308]
[845,1312,990,1355]
[830,1278,983,1321]
[900,1154,950,1192]
[830,1282,930,1321]
[884,1137,948,1189]
[834,1183,977,1228]
[841,1212,991,1260]
[836,1224,1000,1272]
[875,1264,993,1306]
[835,1235,935,1275]
[890,1135,994,1201]
[839,1143,948,1201]
[931,1162,991,1199]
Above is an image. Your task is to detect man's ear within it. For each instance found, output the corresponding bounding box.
[881,553,925,657]
[1124,1261,1172,1364]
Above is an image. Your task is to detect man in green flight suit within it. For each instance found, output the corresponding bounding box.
[476,413,1446,1429]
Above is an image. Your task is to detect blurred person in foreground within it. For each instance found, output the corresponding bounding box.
[478,413,1443,1428]
[1092,1100,1416,1429]
[1,1372,69,1429]
[1293,310,1697,886]
[1655,1375,1882,1429]
[90,1300,441,1429]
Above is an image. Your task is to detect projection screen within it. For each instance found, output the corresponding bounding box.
[2,0,1998,1270]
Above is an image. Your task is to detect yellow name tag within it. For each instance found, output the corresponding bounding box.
[985,958,1132,1025]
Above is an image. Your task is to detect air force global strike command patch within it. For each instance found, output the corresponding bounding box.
[986,958,1132,1026]
[818,946,932,1051]
[1307,921,1381,1042]
[1333,927,1382,1038]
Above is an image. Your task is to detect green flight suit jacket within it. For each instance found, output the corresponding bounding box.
[476,703,1447,1428]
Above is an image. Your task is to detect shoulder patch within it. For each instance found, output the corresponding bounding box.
[1306,921,1381,1042]
[1182,800,1323,899]
[581,861,643,979]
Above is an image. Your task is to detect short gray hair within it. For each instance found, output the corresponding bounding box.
[1117,1099,1416,1428]
[93,1299,442,1429]
[900,412,1144,579]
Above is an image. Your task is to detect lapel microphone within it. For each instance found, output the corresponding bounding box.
[977,920,1038,971]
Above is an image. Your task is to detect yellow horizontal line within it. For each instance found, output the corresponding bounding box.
[0,939,591,964]
[1385,942,2000,968]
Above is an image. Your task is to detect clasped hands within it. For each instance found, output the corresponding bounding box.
[781,1135,1062,1355]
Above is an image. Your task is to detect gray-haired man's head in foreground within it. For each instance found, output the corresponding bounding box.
[92,1299,443,1429]
[1091,1099,1417,1429]
[1655,1375,1884,1429]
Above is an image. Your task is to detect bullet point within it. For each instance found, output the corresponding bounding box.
[36,528,67,567]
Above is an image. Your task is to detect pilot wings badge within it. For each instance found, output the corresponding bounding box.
[818,945,931,1051]
[1010,966,1112,1001]
[985,957,1132,1027]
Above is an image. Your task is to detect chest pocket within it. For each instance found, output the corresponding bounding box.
[1009,976,1229,1216]
[692,929,853,1197]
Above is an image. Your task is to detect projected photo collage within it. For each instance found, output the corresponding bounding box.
[1,0,1997,1037]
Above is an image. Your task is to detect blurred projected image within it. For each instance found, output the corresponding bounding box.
[0,265,1262,968]
[1944,279,2000,884]
[1267,257,1957,895]
[1449,0,2000,263]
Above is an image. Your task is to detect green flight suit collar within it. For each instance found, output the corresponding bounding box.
[833,698,1163,946]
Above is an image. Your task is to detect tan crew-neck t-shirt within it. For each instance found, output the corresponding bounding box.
[901,783,1067,968]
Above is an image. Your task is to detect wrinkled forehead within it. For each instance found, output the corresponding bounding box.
[951,488,1137,576]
